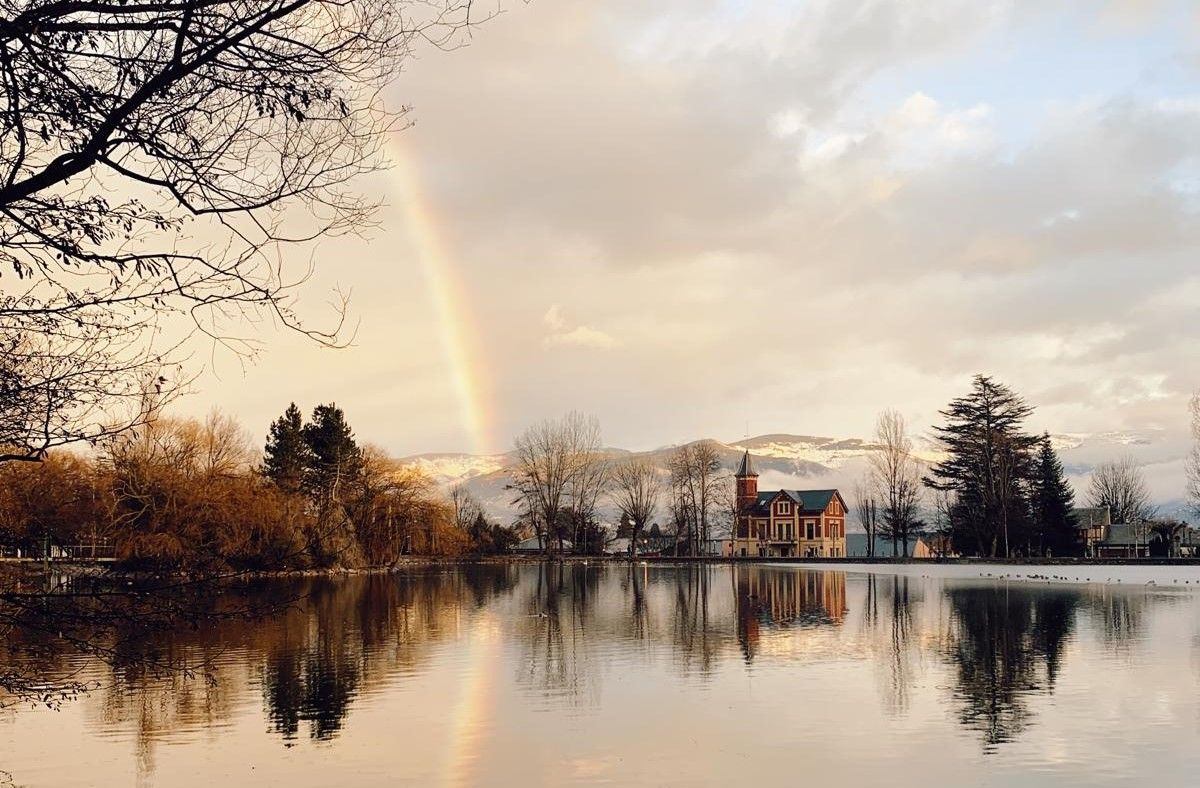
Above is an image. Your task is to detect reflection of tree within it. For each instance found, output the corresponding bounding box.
[944,586,1078,748]
[861,573,922,714]
[519,562,588,698]
[14,565,525,782]
[1085,589,1149,652]
[621,563,650,640]
[734,566,847,662]
[669,564,722,675]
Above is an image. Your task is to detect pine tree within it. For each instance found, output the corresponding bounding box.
[925,375,1039,557]
[1030,433,1079,556]
[302,403,363,502]
[262,403,310,494]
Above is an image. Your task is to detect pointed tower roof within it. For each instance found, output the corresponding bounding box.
[735,449,758,478]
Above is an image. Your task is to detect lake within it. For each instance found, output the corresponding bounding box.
[2,562,1199,787]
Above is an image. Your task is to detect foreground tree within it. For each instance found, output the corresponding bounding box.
[925,375,1039,557]
[1029,434,1079,556]
[0,327,174,463]
[0,1,480,460]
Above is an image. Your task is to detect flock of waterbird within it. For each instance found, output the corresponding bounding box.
[969,571,1189,586]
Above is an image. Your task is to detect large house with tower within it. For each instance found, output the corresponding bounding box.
[732,450,848,558]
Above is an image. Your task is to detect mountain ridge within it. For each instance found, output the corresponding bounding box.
[400,430,1188,523]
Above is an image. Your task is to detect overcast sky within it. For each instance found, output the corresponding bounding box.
[178,0,1200,458]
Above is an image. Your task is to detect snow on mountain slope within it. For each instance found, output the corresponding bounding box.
[401,453,509,486]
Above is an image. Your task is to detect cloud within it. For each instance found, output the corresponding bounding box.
[542,305,619,350]
[178,0,1200,463]
[543,304,566,331]
[544,326,620,350]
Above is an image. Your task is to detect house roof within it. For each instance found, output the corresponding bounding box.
[735,450,758,477]
[1099,522,1198,546]
[751,489,841,514]
[1073,507,1111,528]
[1099,524,1144,546]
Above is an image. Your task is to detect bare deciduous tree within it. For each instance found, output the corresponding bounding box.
[512,412,603,554]
[868,410,921,557]
[0,1,483,459]
[853,479,880,558]
[1088,457,1156,548]
[667,440,722,556]
[610,458,662,557]
[0,325,179,462]
[1187,392,1200,517]
[450,483,483,533]
[567,443,609,554]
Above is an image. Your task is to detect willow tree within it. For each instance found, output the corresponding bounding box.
[0,1,480,461]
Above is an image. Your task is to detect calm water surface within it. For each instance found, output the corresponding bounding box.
[3,562,1200,787]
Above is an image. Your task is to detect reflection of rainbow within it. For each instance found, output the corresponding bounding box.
[441,613,500,786]
[387,138,494,454]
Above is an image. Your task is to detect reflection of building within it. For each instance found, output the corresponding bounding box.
[734,566,847,659]
[731,451,848,558]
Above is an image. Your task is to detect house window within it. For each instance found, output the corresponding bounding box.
[806,523,814,540]
[777,501,791,515]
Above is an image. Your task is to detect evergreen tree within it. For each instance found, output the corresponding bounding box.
[262,403,310,494]
[1030,434,1079,556]
[925,375,1039,557]
[302,403,363,503]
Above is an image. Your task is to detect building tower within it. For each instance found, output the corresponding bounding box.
[735,450,758,514]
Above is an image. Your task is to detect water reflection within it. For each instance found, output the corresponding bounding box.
[735,566,846,662]
[2,563,1198,786]
[862,573,924,714]
[943,585,1078,748]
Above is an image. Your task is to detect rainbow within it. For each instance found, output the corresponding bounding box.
[440,613,501,786]
[386,137,495,454]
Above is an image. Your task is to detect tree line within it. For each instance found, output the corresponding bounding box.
[510,412,733,556]
[0,403,517,570]
[856,374,1168,559]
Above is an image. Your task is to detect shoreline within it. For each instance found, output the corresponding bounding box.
[9,553,1200,584]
